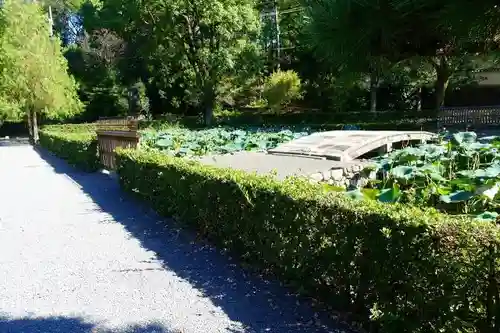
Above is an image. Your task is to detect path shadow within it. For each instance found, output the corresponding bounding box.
[0,316,94,333]
[35,147,353,333]
[0,315,174,333]
[0,137,30,147]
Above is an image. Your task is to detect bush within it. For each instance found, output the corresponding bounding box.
[41,123,96,134]
[116,148,500,333]
[39,130,100,171]
[213,108,436,130]
[263,70,303,111]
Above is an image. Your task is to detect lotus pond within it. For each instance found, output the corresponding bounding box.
[343,131,500,221]
[140,126,310,157]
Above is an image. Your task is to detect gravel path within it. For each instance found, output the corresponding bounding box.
[0,144,351,333]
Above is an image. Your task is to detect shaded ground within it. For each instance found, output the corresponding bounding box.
[0,136,30,146]
[0,142,352,333]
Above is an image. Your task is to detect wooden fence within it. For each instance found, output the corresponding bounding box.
[437,106,500,129]
[96,116,139,170]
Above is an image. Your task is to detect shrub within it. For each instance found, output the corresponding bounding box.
[116,148,500,333]
[213,109,435,130]
[39,130,99,171]
[41,123,96,134]
[263,70,303,111]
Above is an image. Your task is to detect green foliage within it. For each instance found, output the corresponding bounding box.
[42,123,97,134]
[131,80,150,118]
[0,0,82,121]
[263,70,303,111]
[140,126,309,157]
[213,109,435,130]
[39,129,99,171]
[350,132,500,219]
[49,0,500,121]
[304,0,500,110]
[89,0,263,124]
[116,147,500,333]
[64,31,128,122]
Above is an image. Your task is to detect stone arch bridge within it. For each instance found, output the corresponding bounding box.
[199,130,437,181]
[267,130,436,161]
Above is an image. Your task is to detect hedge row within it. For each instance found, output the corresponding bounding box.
[37,111,435,134]
[144,111,437,131]
[41,123,97,134]
[39,130,100,171]
[115,148,500,333]
[214,109,437,129]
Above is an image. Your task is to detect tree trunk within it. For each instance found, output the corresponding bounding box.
[31,109,39,144]
[416,87,422,111]
[369,71,378,112]
[128,84,140,117]
[27,111,34,144]
[203,85,215,126]
[434,56,450,111]
[204,104,213,127]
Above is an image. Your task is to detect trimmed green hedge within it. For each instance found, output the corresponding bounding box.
[116,148,500,333]
[145,112,436,131]
[41,123,97,134]
[39,130,100,171]
[214,109,437,129]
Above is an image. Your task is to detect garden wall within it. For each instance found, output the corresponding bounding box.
[116,148,500,333]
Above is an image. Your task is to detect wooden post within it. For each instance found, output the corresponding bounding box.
[96,117,139,170]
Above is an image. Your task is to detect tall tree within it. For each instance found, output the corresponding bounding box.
[304,0,409,111]
[154,0,261,124]
[304,0,498,110]
[0,0,82,142]
[64,28,129,121]
[93,0,261,124]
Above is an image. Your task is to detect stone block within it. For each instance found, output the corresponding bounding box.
[329,169,344,181]
[309,172,323,182]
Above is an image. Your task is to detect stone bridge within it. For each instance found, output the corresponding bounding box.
[268,130,437,161]
[199,130,437,186]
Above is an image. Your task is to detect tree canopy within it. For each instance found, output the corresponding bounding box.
[78,0,262,124]
[304,0,500,110]
[0,0,81,139]
[1,0,497,125]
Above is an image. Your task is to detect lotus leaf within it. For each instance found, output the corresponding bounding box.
[389,165,419,180]
[377,183,401,203]
[141,126,310,158]
[467,142,491,150]
[345,189,365,200]
[475,211,498,221]
[452,132,477,145]
[484,164,500,178]
[439,190,474,203]
[476,182,500,200]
